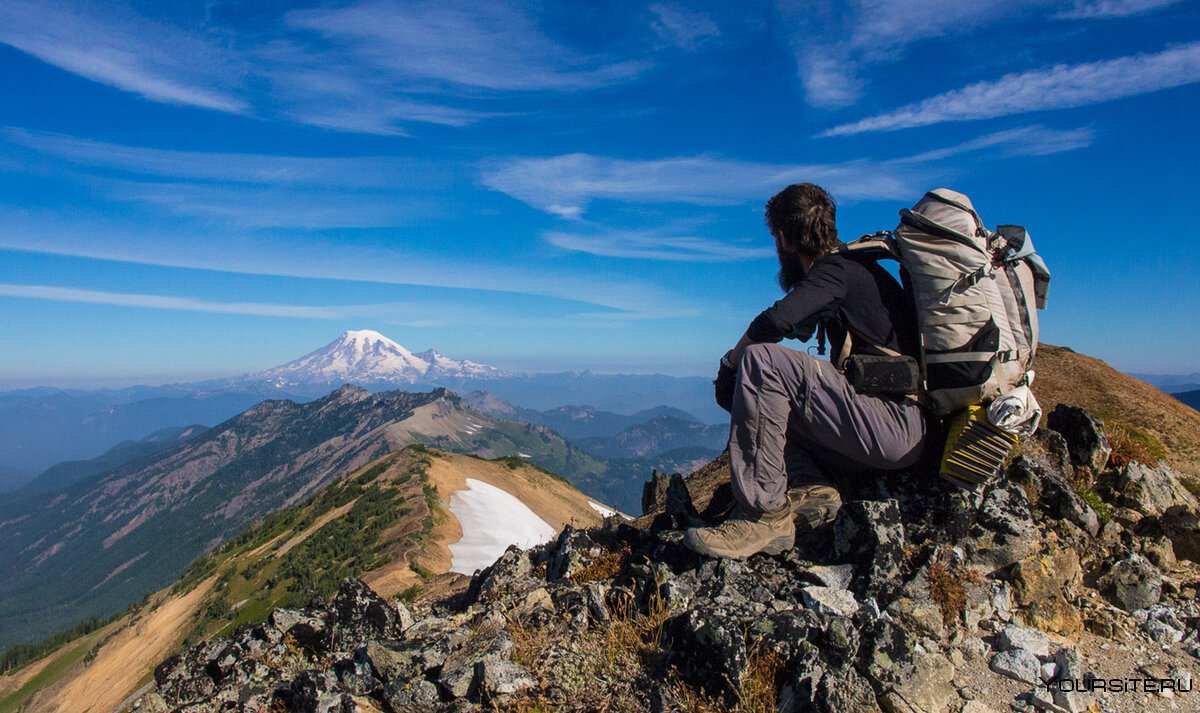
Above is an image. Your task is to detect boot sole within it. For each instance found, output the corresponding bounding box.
[683,529,795,560]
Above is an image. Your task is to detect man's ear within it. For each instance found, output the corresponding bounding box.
[772,229,790,252]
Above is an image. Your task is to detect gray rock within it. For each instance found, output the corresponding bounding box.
[437,629,514,699]
[465,545,533,604]
[385,679,441,711]
[1098,553,1162,612]
[325,579,410,653]
[1144,618,1185,644]
[833,499,906,601]
[879,652,956,713]
[997,624,1051,657]
[478,658,537,696]
[799,564,855,590]
[817,664,882,712]
[989,649,1041,685]
[1040,662,1058,683]
[642,469,698,518]
[1049,648,1094,713]
[968,481,1042,572]
[1046,405,1111,471]
[992,581,1014,623]
[799,586,859,618]
[1115,462,1200,517]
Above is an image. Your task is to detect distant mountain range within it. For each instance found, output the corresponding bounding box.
[1175,389,1200,413]
[18,424,206,494]
[0,385,622,651]
[0,329,720,483]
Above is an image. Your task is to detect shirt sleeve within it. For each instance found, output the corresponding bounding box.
[745,258,849,343]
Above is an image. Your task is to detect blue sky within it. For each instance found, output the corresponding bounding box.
[0,0,1198,387]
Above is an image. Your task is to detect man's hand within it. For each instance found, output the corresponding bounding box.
[714,359,737,413]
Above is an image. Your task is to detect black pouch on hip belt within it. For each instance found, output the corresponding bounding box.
[843,355,921,396]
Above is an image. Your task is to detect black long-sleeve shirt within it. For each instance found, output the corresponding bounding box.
[746,252,919,361]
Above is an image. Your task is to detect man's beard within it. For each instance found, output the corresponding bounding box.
[777,249,807,292]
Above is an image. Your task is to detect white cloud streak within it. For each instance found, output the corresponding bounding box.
[649,4,721,51]
[1058,0,1185,18]
[0,0,647,135]
[285,1,646,92]
[0,209,686,317]
[4,129,447,188]
[545,229,773,262]
[823,42,1200,136]
[483,124,1091,219]
[0,283,341,319]
[482,153,916,215]
[778,0,1054,108]
[0,0,248,113]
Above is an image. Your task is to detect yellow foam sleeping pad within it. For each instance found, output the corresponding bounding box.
[939,404,1020,491]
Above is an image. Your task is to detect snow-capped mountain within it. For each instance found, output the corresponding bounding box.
[249,330,507,387]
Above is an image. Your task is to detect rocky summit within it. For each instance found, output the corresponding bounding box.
[133,404,1199,713]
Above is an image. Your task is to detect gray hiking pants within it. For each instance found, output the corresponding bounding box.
[730,343,927,514]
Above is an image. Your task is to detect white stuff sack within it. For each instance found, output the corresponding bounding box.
[987,380,1041,436]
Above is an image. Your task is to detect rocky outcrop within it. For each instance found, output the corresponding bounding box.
[134,404,1200,713]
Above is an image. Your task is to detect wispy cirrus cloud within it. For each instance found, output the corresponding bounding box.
[649,4,721,51]
[285,1,646,92]
[0,207,687,318]
[481,153,916,217]
[1058,0,1185,19]
[777,0,1188,109]
[777,0,1054,108]
[0,283,342,319]
[4,129,450,188]
[545,227,773,262]
[0,0,648,135]
[3,129,452,228]
[483,124,1092,219]
[0,0,248,113]
[822,42,1200,136]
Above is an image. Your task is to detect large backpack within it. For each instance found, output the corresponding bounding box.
[842,189,1050,416]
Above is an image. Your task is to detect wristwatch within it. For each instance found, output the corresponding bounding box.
[720,349,737,371]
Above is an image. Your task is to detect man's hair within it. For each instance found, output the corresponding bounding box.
[764,183,839,259]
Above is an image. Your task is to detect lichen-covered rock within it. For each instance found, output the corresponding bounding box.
[967,481,1042,573]
[799,586,858,618]
[665,605,749,705]
[325,579,410,653]
[1099,552,1162,612]
[642,469,698,521]
[997,624,1050,657]
[833,499,906,602]
[1046,404,1111,471]
[1114,462,1199,518]
[878,652,955,713]
[989,648,1040,684]
[1003,543,1082,635]
[478,658,537,696]
[437,628,515,700]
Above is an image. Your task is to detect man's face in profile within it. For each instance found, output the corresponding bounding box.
[776,232,806,292]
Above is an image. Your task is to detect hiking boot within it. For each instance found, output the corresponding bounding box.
[788,483,842,530]
[684,504,795,559]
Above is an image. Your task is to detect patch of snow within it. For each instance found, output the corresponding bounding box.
[447,478,557,575]
[588,501,616,518]
[517,452,532,458]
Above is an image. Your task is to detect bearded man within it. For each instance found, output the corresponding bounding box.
[684,183,927,559]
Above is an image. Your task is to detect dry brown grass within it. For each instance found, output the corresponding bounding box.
[571,544,630,584]
[926,549,984,629]
[1034,344,1200,477]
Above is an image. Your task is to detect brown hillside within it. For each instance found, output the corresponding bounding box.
[1033,344,1200,478]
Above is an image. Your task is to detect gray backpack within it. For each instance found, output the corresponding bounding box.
[842,189,1050,416]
